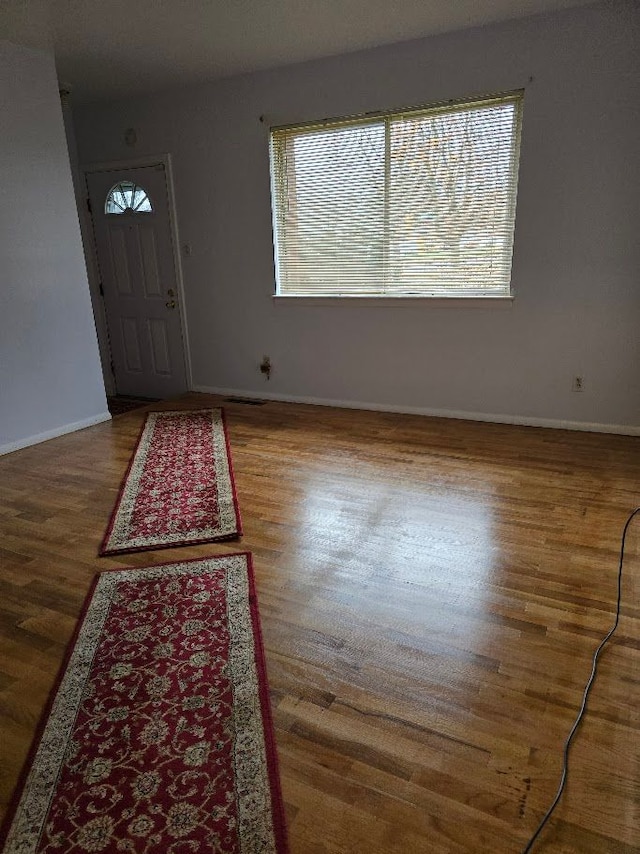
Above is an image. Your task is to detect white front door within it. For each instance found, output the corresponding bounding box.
[86,164,188,399]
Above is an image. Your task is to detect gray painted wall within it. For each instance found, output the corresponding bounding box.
[75,1,640,431]
[0,40,108,454]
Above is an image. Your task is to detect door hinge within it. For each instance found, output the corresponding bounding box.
[110,359,115,375]
[86,197,92,214]
[99,282,104,297]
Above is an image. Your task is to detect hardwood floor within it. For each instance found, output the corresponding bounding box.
[1,393,639,853]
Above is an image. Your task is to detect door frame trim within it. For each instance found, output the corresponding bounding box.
[81,154,193,396]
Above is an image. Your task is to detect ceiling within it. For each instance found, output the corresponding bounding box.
[2,0,597,104]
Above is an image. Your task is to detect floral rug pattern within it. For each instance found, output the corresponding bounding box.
[100,409,241,555]
[0,555,287,854]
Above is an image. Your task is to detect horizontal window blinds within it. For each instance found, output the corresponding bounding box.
[270,92,523,297]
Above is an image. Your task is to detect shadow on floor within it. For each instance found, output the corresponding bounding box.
[107,395,159,416]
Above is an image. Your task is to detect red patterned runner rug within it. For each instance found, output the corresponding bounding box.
[100,409,241,555]
[0,554,288,854]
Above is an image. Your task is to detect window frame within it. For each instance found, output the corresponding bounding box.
[269,90,524,302]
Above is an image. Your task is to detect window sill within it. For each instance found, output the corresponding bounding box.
[273,295,514,308]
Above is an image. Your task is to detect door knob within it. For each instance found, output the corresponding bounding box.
[166,299,176,309]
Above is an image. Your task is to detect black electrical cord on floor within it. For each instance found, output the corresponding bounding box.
[521,506,640,854]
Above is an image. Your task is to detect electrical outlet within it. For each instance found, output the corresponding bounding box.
[572,376,585,392]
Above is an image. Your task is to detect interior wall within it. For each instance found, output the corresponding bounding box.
[60,98,115,395]
[74,1,640,432]
[0,40,109,454]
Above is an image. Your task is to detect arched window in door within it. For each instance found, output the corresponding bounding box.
[105,181,153,214]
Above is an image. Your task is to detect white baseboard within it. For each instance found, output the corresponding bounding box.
[192,385,640,437]
[0,411,112,456]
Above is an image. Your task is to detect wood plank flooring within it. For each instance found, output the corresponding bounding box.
[1,394,639,852]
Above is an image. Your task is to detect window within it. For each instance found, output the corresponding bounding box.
[105,181,153,214]
[270,91,523,298]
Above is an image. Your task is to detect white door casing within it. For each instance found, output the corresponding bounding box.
[86,163,189,399]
